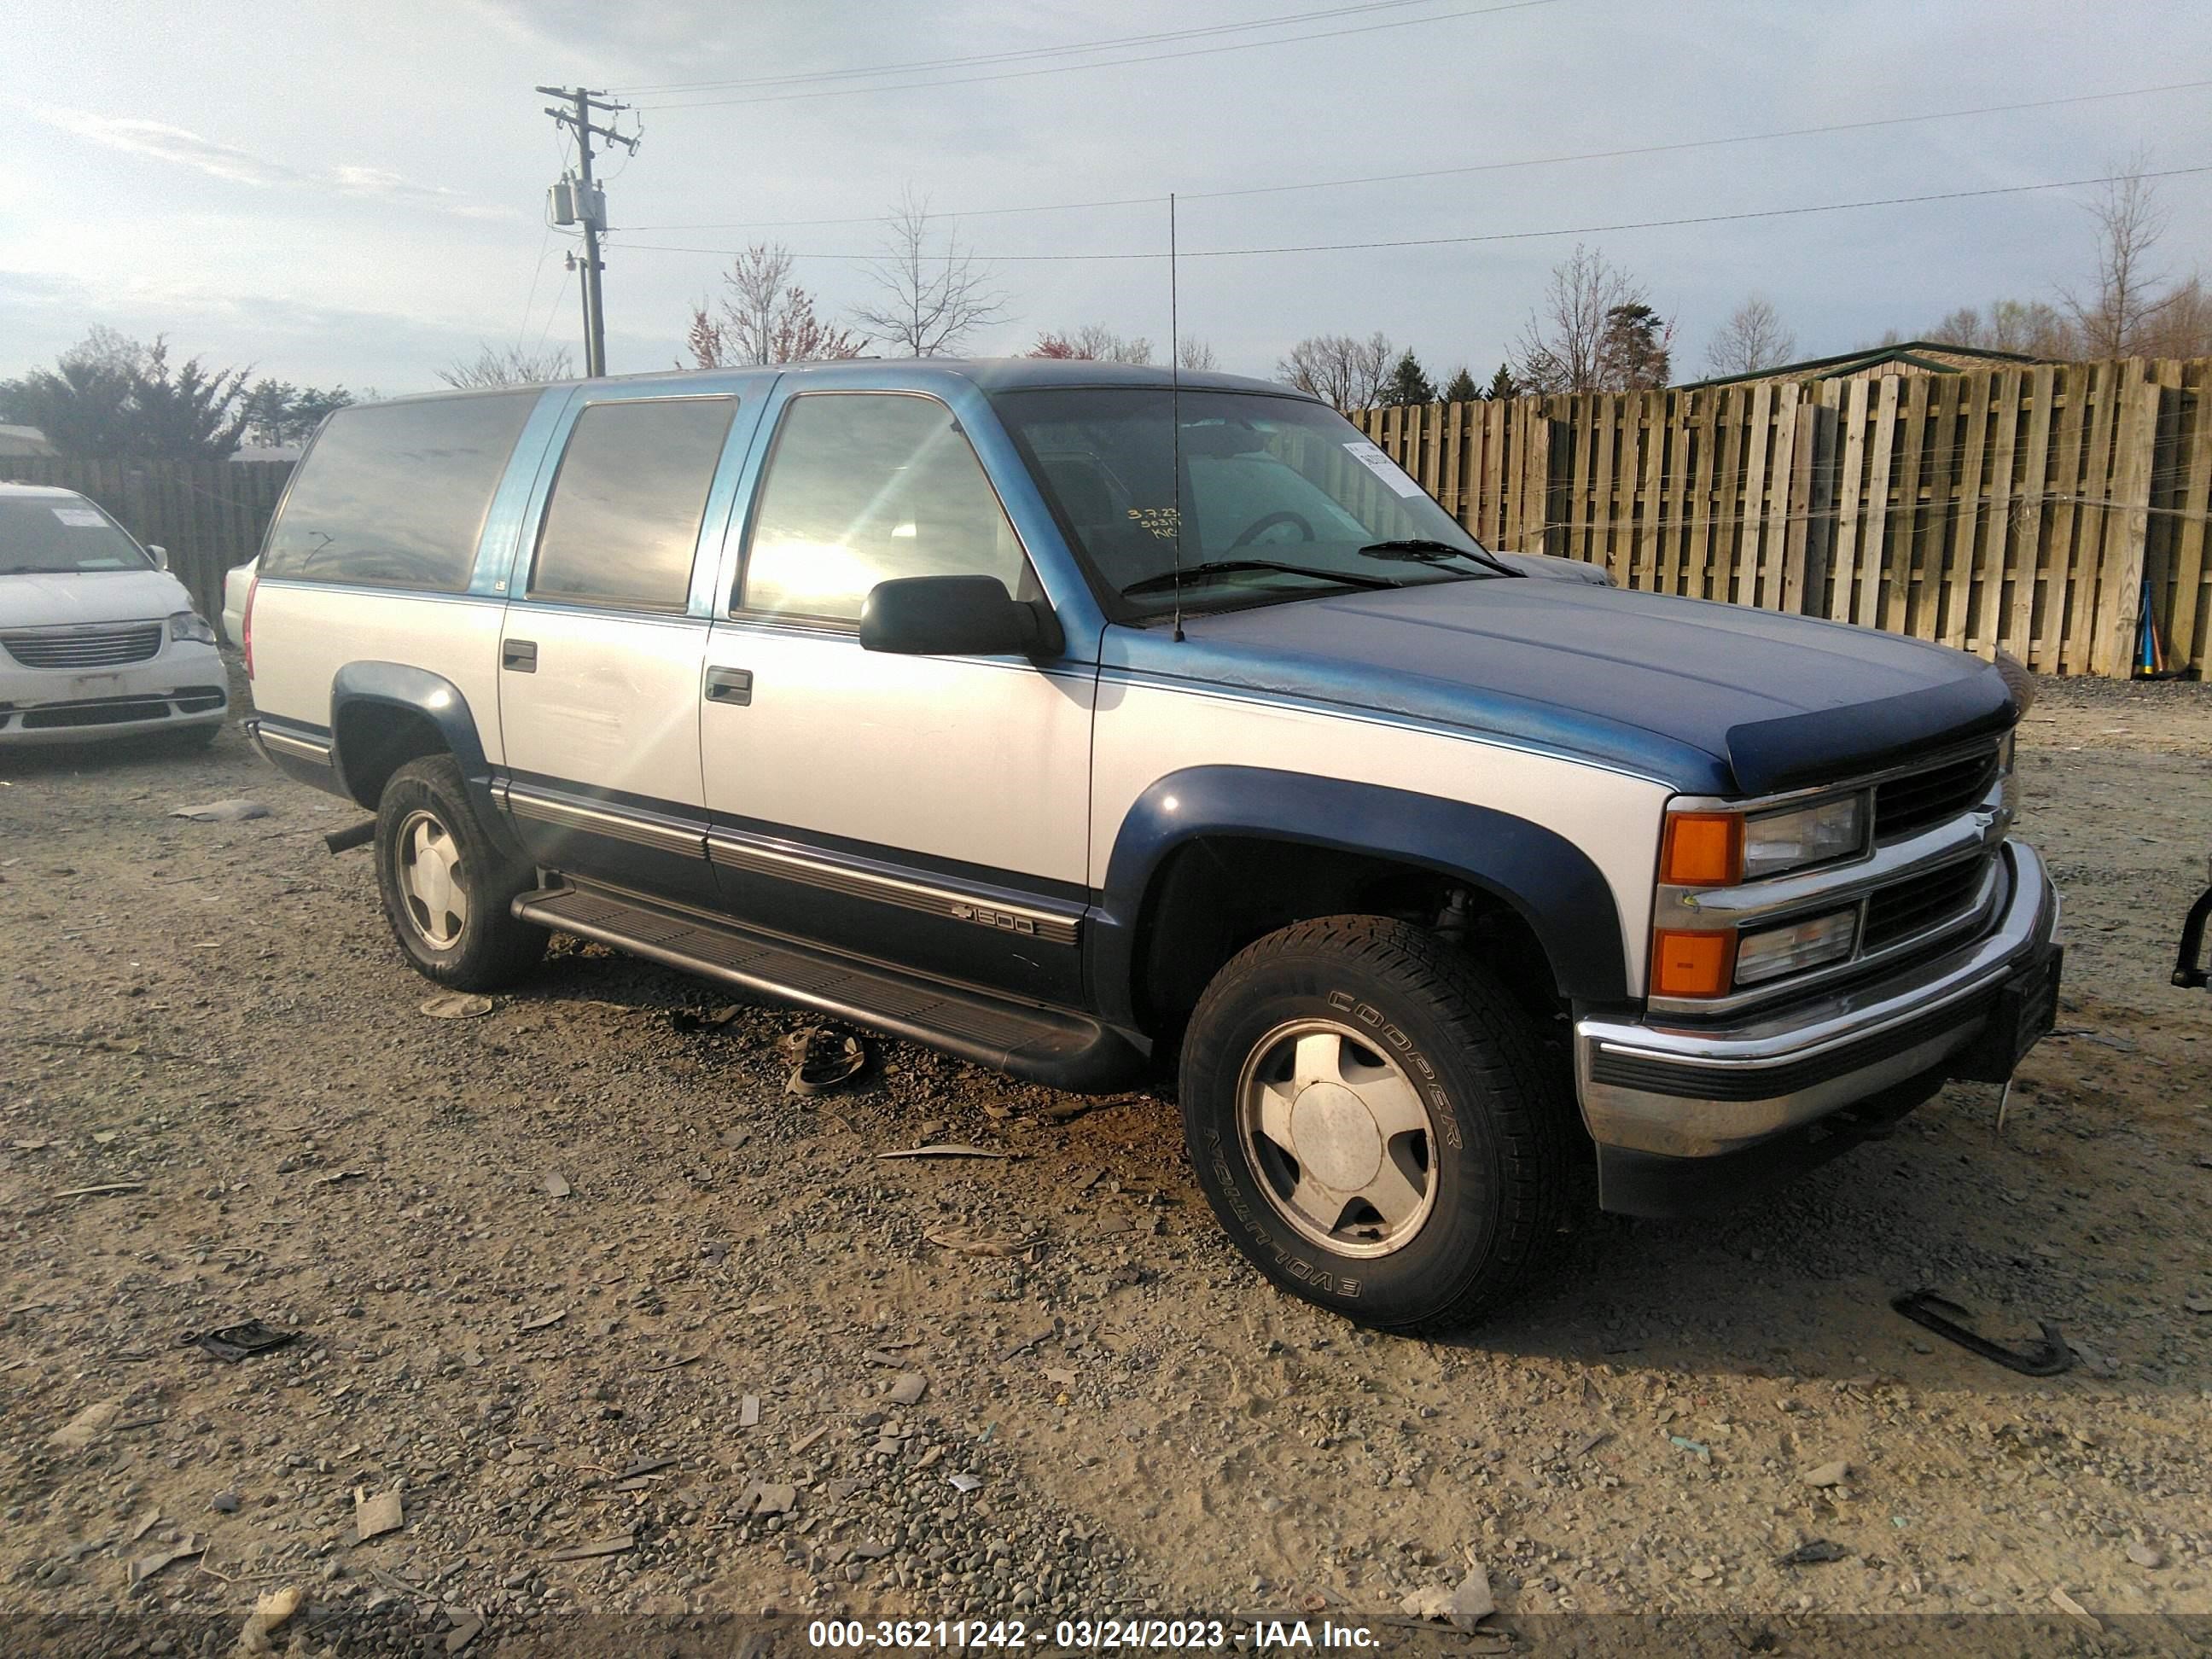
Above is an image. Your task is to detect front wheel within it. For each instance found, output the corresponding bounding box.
[373,754,545,990]
[1179,916,1572,1333]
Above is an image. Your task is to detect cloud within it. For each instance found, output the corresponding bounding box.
[43,109,515,220]
[44,109,306,188]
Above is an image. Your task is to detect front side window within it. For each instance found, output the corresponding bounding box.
[530,398,737,609]
[992,387,1502,618]
[261,391,537,590]
[739,393,1031,623]
[0,496,152,575]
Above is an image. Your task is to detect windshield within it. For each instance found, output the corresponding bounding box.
[991,387,1499,617]
[0,497,154,575]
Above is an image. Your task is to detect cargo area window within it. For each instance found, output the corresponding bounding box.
[738,393,1032,623]
[529,397,737,610]
[260,391,538,591]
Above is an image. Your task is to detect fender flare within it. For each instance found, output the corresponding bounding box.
[1091,765,1632,1024]
[328,662,504,830]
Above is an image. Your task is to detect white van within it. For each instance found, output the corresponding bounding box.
[0,483,227,748]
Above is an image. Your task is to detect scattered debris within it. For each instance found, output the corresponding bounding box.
[888,1371,928,1406]
[1670,1435,1711,1461]
[548,1534,634,1562]
[125,1536,203,1589]
[740,1394,760,1427]
[1042,1366,1078,1389]
[47,1399,119,1450]
[947,1473,982,1493]
[445,1610,484,1654]
[239,1585,303,1654]
[1892,1289,2072,1376]
[879,1144,1023,1161]
[519,1309,565,1333]
[1574,1429,1613,1458]
[51,1181,145,1200]
[1778,1540,1851,1567]
[1802,1460,1851,1488]
[614,1456,677,1481]
[790,1426,829,1454]
[125,1509,162,1542]
[353,1487,404,1541]
[781,1027,868,1096]
[670,1005,742,1033]
[2049,1586,2098,1627]
[169,800,270,823]
[742,1482,796,1516]
[180,1319,297,1364]
[925,1225,1039,1257]
[543,1172,571,1198]
[420,992,493,1020]
[317,1168,367,1185]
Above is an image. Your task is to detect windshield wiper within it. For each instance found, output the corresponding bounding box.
[1121,559,1401,597]
[1356,538,1523,579]
[0,566,84,576]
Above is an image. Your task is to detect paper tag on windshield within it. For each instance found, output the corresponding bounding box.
[52,508,108,527]
[1342,440,1428,499]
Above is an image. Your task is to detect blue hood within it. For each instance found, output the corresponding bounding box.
[1103,579,2018,795]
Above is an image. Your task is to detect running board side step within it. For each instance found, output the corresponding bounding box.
[513,884,1147,1093]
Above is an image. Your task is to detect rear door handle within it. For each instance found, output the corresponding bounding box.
[503,639,538,672]
[705,666,753,706]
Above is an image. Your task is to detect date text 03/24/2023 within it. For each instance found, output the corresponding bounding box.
[806,1618,1386,1649]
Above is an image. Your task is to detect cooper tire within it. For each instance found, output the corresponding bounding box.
[374,754,545,990]
[1179,915,1571,1333]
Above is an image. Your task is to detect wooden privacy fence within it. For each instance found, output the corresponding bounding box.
[1356,357,2212,678]
[0,457,293,622]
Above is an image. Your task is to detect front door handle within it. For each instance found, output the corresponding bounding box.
[705,666,753,706]
[503,639,538,672]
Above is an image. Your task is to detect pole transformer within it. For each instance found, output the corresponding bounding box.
[538,85,638,378]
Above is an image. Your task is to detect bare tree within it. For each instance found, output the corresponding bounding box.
[1924,299,2079,358]
[2145,276,2212,358]
[1175,337,1220,372]
[2063,152,2182,358]
[437,341,574,389]
[1512,245,1651,393]
[688,242,865,367]
[851,188,1010,358]
[1025,323,1153,364]
[1703,296,1797,376]
[1276,332,1393,412]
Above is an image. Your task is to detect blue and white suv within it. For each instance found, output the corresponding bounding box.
[243,360,2060,1330]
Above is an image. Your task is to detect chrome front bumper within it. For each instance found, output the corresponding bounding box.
[1575,839,2058,1162]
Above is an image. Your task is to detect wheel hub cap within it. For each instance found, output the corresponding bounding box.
[1234,1017,1441,1259]
[396,808,469,950]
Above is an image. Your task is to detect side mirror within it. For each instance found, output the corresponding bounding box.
[147,544,169,570]
[859,574,1062,659]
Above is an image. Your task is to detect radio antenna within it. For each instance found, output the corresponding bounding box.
[1168,190,1185,643]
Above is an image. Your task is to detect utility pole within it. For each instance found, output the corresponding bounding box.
[538,85,638,377]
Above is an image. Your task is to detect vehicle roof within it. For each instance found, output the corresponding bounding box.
[366,357,1311,406]
[0,482,89,500]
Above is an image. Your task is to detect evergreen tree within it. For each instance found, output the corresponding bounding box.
[1484,363,1522,401]
[1380,348,1438,407]
[1441,366,1480,403]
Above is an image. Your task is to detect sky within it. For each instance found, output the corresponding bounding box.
[2,0,2208,397]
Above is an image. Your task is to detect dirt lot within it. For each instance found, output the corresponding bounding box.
[3,666,2209,1656]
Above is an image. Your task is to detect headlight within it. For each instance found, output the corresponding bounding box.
[1662,794,1866,887]
[1734,908,1860,985]
[1743,795,1866,879]
[167,610,217,645]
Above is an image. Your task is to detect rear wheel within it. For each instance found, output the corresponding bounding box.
[1179,915,1572,1333]
[374,754,545,989]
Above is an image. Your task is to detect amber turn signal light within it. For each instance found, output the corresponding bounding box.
[1661,812,1743,887]
[1651,929,1735,998]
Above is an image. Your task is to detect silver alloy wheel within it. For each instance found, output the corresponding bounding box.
[1233,1017,1441,1258]
[395,807,469,950]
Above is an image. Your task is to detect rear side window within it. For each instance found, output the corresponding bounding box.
[261,392,537,590]
[528,398,737,609]
[739,393,1031,622]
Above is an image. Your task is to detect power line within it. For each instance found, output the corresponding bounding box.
[538,86,641,376]
[615,0,1463,95]
[611,78,2212,234]
[605,164,2212,265]
[632,0,1559,110]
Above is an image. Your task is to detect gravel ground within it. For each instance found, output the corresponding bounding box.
[2,663,2209,1656]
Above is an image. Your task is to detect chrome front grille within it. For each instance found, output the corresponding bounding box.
[0,622,164,668]
[1862,858,1990,951]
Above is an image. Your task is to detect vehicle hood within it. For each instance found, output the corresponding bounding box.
[1104,578,2019,795]
[0,569,194,630]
